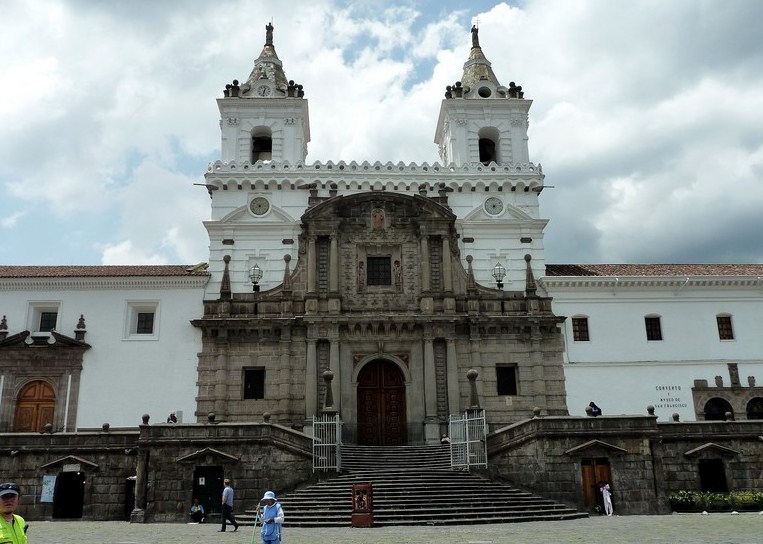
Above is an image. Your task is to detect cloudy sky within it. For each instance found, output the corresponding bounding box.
[1,0,762,266]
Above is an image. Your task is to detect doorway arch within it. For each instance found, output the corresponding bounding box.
[356,360,407,445]
[14,380,56,432]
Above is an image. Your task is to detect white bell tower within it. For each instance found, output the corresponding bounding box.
[217,22,310,165]
[434,25,531,167]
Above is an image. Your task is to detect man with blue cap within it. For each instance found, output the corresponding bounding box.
[259,490,284,543]
[0,483,27,544]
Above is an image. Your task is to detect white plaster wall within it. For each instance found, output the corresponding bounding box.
[547,282,763,421]
[1,281,205,428]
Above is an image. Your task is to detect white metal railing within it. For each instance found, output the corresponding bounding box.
[449,409,487,469]
[312,414,342,472]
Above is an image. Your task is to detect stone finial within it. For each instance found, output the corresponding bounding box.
[263,412,271,423]
[672,413,680,422]
[141,414,150,425]
[322,370,337,413]
[75,314,87,341]
[714,375,723,387]
[0,315,7,341]
[585,405,593,417]
[524,254,537,297]
[725,411,734,421]
[532,407,541,418]
[207,412,216,423]
[466,255,475,289]
[220,255,232,301]
[44,423,53,434]
[647,405,655,416]
[748,376,756,387]
[282,254,292,291]
[102,423,110,432]
[466,369,480,409]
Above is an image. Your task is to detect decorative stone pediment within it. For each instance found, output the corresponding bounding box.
[40,455,99,470]
[176,447,240,463]
[564,439,628,455]
[683,442,740,457]
[0,330,90,349]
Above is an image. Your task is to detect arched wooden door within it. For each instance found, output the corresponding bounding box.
[14,381,56,432]
[357,360,407,445]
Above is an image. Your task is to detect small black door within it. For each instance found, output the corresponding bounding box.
[53,471,86,518]
[193,466,224,515]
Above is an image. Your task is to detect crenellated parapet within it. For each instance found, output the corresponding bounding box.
[205,159,544,193]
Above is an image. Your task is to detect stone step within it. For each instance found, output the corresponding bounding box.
[237,444,586,527]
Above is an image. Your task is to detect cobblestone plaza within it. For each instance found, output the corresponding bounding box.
[26,514,762,544]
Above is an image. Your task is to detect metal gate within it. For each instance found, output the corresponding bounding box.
[448,409,487,469]
[312,414,342,472]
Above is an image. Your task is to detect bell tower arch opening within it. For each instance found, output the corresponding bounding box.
[251,127,273,162]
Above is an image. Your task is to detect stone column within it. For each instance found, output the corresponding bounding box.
[214,341,229,417]
[446,338,459,414]
[329,235,339,292]
[329,338,341,411]
[442,237,453,291]
[305,339,318,420]
[130,446,149,523]
[423,334,439,442]
[279,328,293,422]
[307,236,317,293]
[420,235,430,291]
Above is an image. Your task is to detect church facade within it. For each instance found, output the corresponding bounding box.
[194,23,566,444]
[1,24,762,522]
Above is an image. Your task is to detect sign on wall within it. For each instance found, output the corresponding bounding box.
[41,475,56,503]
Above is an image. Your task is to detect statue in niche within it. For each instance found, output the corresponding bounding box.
[358,261,366,290]
[393,260,402,287]
[371,208,385,230]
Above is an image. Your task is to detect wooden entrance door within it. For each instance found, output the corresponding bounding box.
[581,458,612,511]
[357,360,407,445]
[14,381,56,432]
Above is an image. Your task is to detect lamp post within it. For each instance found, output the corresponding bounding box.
[492,262,506,290]
[249,264,263,292]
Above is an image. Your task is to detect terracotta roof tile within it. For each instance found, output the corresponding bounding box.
[545,264,763,277]
[0,265,209,278]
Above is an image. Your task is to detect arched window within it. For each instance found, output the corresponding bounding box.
[703,397,733,421]
[251,127,273,162]
[746,397,763,420]
[478,127,500,165]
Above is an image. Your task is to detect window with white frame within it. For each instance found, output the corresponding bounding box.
[28,302,61,333]
[125,301,159,339]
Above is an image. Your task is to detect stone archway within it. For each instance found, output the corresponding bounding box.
[14,380,56,432]
[356,360,407,446]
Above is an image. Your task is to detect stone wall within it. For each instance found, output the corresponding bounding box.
[486,415,763,516]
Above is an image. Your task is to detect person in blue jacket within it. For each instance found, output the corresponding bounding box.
[260,490,284,543]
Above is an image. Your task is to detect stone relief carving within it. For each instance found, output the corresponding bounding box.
[371,208,385,230]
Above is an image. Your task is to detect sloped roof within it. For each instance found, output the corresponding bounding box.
[0,265,209,278]
[545,264,763,277]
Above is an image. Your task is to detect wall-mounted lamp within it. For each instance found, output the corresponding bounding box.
[492,262,506,290]
[249,264,263,292]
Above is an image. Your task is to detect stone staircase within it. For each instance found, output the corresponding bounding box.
[240,444,587,527]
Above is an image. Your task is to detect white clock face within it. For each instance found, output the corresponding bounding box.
[484,197,504,216]
[249,197,270,216]
[256,84,272,97]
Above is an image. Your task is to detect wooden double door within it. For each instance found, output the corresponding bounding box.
[357,360,407,445]
[14,381,56,432]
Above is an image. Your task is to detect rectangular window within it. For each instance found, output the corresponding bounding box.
[716,316,734,340]
[125,301,159,339]
[496,365,518,396]
[39,311,58,332]
[366,256,391,286]
[645,316,662,341]
[136,312,155,334]
[572,317,590,341]
[243,368,265,399]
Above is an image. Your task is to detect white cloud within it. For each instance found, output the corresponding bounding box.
[1,0,763,266]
